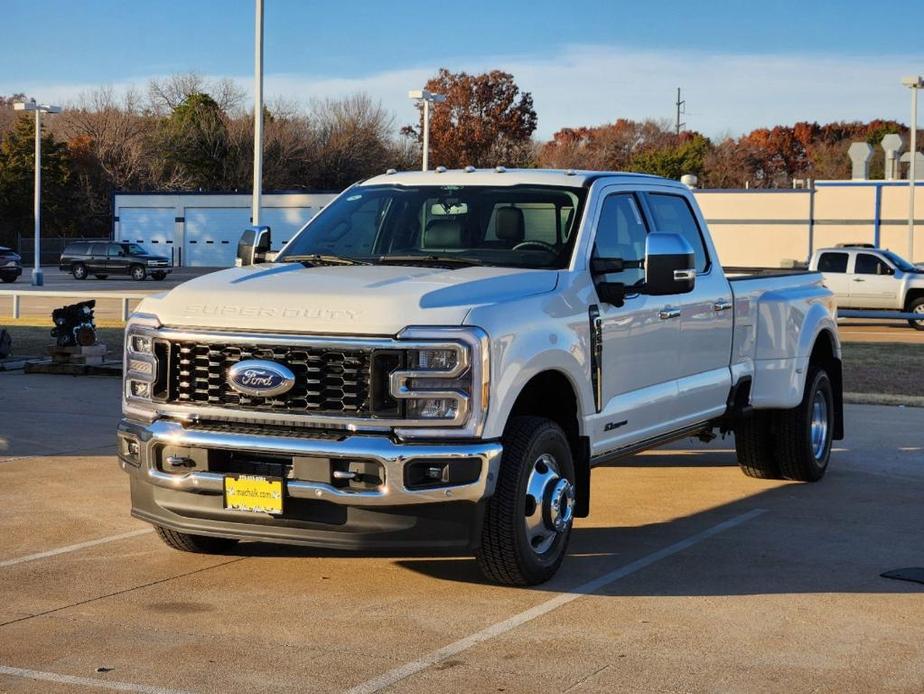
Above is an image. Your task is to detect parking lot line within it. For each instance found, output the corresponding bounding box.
[0,664,192,694]
[0,528,153,568]
[347,508,767,694]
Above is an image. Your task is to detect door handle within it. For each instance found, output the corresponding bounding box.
[659,308,681,320]
[713,300,733,312]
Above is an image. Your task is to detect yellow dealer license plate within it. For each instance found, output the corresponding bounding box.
[224,475,283,515]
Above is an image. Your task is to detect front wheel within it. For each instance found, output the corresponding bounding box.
[130,264,147,281]
[773,367,834,482]
[151,271,167,281]
[71,263,88,280]
[908,297,924,331]
[0,274,16,284]
[477,417,575,586]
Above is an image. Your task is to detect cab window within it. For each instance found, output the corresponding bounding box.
[818,252,848,273]
[592,193,648,286]
[855,253,892,276]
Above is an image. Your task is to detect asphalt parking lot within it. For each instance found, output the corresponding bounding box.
[0,373,922,693]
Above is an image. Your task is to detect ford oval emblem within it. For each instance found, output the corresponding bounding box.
[227,360,295,397]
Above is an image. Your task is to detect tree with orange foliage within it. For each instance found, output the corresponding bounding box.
[403,69,537,169]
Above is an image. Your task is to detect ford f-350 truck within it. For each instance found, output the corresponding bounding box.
[119,169,843,585]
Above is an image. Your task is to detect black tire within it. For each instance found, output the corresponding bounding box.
[908,297,924,331]
[735,411,783,479]
[477,417,575,586]
[130,264,147,281]
[94,274,108,279]
[773,367,834,482]
[151,271,167,281]
[154,525,239,554]
[0,275,15,283]
[71,263,88,280]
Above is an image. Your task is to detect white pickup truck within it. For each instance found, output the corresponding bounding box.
[810,245,924,329]
[119,169,843,585]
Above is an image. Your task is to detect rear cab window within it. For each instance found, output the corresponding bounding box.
[818,252,849,273]
[644,193,710,273]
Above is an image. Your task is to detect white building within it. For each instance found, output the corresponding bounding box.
[113,192,337,267]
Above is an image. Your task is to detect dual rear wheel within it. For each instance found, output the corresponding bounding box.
[735,366,834,482]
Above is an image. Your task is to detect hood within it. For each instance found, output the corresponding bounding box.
[140,262,559,335]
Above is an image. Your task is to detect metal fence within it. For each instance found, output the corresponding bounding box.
[0,289,147,322]
[16,235,110,266]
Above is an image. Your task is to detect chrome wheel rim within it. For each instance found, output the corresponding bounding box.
[524,453,574,555]
[810,390,829,461]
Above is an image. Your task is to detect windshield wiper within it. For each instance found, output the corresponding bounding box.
[281,253,371,266]
[374,254,486,268]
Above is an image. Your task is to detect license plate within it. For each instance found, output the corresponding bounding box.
[224,474,283,515]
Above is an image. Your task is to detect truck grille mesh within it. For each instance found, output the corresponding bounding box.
[169,342,372,414]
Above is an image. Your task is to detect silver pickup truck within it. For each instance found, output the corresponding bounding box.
[119,169,844,585]
[810,244,924,329]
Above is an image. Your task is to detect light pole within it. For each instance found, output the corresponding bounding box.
[252,0,264,226]
[408,89,446,171]
[13,99,61,286]
[902,75,923,261]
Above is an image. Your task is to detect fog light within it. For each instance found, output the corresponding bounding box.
[406,398,458,419]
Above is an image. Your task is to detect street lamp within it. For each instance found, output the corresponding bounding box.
[13,99,61,286]
[408,89,446,171]
[901,75,923,261]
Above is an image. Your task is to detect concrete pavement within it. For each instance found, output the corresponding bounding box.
[0,372,922,692]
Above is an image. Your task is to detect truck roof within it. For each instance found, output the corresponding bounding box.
[360,168,684,189]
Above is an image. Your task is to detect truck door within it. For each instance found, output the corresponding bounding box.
[850,252,899,308]
[591,190,683,453]
[643,192,733,426]
[817,251,852,307]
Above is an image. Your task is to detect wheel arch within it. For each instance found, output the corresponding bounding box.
[808,328,844,440]
[503,369,591,518]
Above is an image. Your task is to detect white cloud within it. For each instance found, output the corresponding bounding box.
[2,44,919,139]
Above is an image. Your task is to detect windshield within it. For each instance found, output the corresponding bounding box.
[881,250,918,273]
[127,243,149,256]
[277,184,587,269]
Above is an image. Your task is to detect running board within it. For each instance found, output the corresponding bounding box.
[590,422,714,467]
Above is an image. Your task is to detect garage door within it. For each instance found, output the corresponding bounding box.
[184,208,251,267]
[261,207,319,250]
[118,208,177,264]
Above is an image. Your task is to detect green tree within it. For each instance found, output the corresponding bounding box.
[0,115,73,247]
[159,92,230,189]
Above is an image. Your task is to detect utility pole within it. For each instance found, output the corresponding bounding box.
[675,87,686,135]
[902,76,923,260]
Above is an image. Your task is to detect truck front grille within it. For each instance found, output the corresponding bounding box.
[168,341,373,415]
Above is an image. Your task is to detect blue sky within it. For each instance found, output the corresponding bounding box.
[3,0,922,137]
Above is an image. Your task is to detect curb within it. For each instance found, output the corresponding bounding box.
[844,392,924,408]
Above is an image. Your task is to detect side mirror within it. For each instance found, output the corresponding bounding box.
[645,232,696,295]
[236,225,272,266]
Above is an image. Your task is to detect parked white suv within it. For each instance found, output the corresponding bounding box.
[810,245,924,329]
[119,169,843,585]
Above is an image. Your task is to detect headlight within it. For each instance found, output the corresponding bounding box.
[124,315,161,410]
[389,327,490,437]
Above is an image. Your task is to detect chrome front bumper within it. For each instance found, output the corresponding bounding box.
[118,418,503,507]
